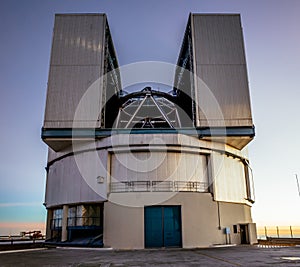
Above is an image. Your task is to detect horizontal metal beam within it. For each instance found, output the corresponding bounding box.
[42,126,255,139]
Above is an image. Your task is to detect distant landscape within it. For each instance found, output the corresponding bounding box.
[256,226,300,240]
[0,222,45,236]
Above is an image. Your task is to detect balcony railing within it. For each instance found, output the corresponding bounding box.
[110,181,208,193]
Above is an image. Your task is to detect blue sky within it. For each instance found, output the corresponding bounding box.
[0,0,300,233]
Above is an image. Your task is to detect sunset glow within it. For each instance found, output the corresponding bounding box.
[0,222,45,236]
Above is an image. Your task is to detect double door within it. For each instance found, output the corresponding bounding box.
[144,206,182,248]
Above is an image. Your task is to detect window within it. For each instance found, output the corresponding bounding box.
[51,208,62,229]
[67,204,103,227]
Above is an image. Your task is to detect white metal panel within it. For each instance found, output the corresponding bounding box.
[110,151,208,183]
[45,152,107,207]
[196,64,252,127]
[110,153,125,182]
[191,14,253,127]
[213,153,247,203]
[192,14,246,64]
[50,14,105,66]
[44,14,106,128]
[44,65,101,128]
[156,152,168,181]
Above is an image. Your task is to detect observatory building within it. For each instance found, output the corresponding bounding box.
[42,13,257,248]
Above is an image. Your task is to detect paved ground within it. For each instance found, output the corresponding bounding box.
[1,245,300,266]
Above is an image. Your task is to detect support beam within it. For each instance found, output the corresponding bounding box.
[42,126,255,139]
[150,96,174,128]
[125,97,147,128]
[61,205,69,242]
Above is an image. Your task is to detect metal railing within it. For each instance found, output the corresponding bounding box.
[50,217,102,230]
[0,235,45,245]
[257,226,300,240]
[110,181,208,193]
[175,181,208,192]
[67,216,101,227]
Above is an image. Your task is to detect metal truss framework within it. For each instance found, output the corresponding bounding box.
[115,87,181,129]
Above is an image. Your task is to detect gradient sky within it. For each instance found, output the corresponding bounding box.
[0,0,300,234]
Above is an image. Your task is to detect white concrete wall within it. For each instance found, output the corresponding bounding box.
[104,201,144,249]
[103,192,254,249]
[248,223,258,244]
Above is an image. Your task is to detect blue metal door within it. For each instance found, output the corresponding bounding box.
[163,206,181,247]
[144,206,163,247]
[144,206,181,248]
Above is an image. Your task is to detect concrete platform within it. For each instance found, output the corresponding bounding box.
[1,245,300,266]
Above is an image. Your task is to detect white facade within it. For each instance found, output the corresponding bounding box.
[42,13,257,248]
[44,133,256,247]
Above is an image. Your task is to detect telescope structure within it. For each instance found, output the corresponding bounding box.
[42,13,257,248]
